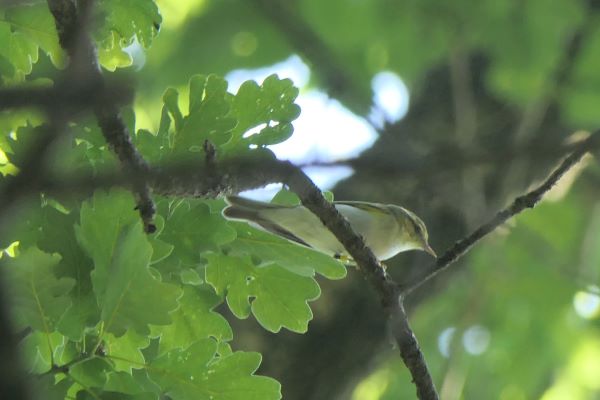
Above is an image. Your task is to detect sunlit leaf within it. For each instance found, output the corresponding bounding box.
[96,0,162,48]
[148,339,281,400]
[205,253,321,333]
[154,285,232,354]
[160,200,236,266]
[226,74,300,150]
[76,190,181,336]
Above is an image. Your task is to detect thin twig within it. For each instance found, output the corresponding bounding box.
[390,303,439,400]
[404,132,599,295]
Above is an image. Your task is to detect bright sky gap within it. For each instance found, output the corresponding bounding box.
[226,56,410,199]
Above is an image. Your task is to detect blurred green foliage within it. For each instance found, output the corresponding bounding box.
[1,0,600,399]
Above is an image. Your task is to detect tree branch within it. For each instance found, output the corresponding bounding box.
[283,168,439,399]
[6,127,596,398]
[404,132,599,295]
[47,0,156,232]
[0,83,133,118]
[6,128,597,399]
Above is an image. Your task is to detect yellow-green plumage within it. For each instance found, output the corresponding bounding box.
[222,195,436,261]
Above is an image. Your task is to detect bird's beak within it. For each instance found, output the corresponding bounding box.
[424,243,437,258]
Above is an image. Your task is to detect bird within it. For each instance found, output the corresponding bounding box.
[222,195,436,262]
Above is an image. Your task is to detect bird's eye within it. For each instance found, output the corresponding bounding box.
[410,219,421,235]
[413,219,427,240]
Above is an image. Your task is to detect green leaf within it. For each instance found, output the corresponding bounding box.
[74,190,139,275]
[70,357,112,389]
[134,127,170,164]
[129,369,162,395]
[3,4,65,67]
[0,107,43,167]
[160,200,236,266]
[154,74,300,159]
[32,375,72,400]
[5,124,53,170]
[205,253,321,333]
[94,223,180,336]
[227,222,346,279]
[19,331,66,373]
[146,215,174,265]
[2,247,74,332]
[97,31,134,71]
[249,265,321,333]
[163,88,183,133]
[173,75,236,152]
[104,371,155,396]
[217,341,232,357]
[134,100,173,164]
[154,285,232,354]
[105,330,151,372]
[0,4,64,80]
[226,74,300,149]
[148,339,281,400]
[96,0,162,49]
[179,268,202,285]
[76,190,181,336]
[76,390,152,400]
[0,21,36,79]
[38,206,100,341]
[0,194,44,250]
[57,294,100,342]
[38,206,92,280]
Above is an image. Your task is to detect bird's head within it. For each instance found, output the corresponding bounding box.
[389,205,437,258]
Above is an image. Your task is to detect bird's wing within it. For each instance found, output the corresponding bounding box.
[223,196,312,248]
[333,201,389,216]
[249,217,313,248]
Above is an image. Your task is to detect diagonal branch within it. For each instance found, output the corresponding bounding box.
[404,132,599,295]
[47,0,156,233]
[283,166,438,399]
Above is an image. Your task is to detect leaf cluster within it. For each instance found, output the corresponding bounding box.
[0,2,344,399]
